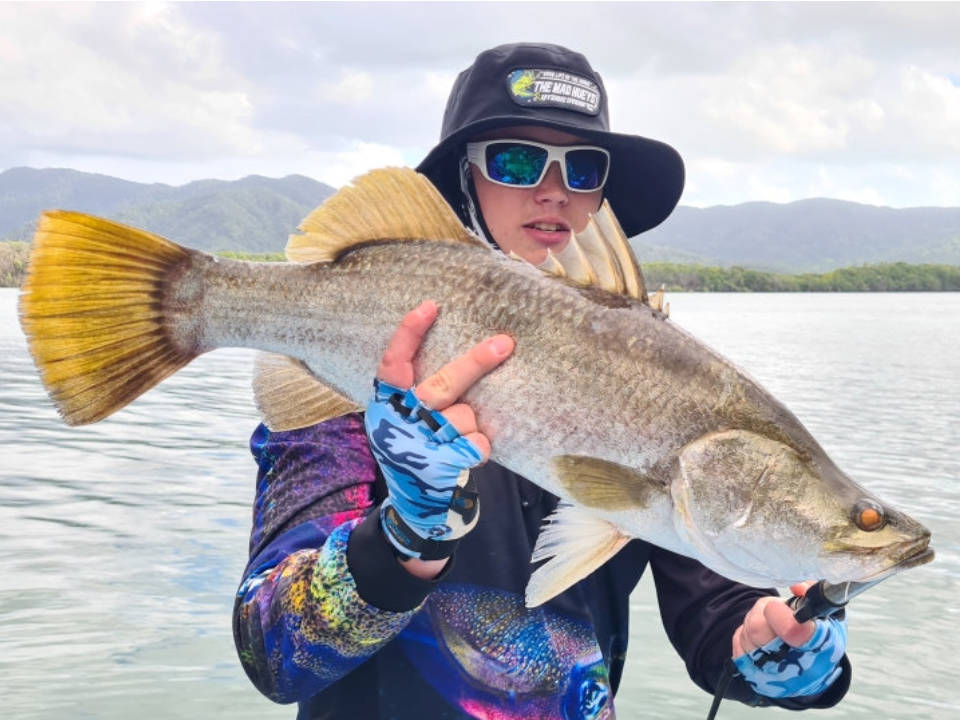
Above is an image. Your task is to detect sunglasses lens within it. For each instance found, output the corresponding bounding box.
[565,149,608,190]
[485,143,548,186]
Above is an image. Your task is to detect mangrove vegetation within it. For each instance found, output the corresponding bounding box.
[643,262,960,292]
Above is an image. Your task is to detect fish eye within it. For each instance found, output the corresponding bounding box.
[853,499,886,531]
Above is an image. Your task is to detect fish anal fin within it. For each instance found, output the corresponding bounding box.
[526,504,630,607]
[285,167,485,263]
[554,454,667,511]
[253,352,361,431]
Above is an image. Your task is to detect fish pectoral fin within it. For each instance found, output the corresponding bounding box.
[553,454,668,511]
[526,504,631,607]
[253,352,362,431]
[285,167,485,263]
[535,201,650,302]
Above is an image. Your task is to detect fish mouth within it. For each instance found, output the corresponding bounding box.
[820,542,934,605]
[871,540,934,578]
[850,535,934,584]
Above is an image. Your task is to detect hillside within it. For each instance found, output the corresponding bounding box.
[638,199,960,272]
[3,167,959,271]
[0,168,336,253]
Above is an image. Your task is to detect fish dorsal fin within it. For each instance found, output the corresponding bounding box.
[534,201,650,302]
[526,503,631,607]
[591,201,648,301]
[550,232,596,284]
[649,284,670,318]
[574,216,625,294]
[537,250,566,277]
[253,352,361,431]
[286,167,484,263]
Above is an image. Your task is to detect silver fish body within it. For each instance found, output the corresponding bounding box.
[169,239,931,591]
[19,168,933,605]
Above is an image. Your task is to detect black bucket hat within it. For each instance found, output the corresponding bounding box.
[417,43,685,237]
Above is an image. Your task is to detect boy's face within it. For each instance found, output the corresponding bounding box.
[469,126,604,265]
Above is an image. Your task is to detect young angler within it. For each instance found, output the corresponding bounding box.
[234,44,850,719]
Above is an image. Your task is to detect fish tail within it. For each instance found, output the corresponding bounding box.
[19,211,199,425]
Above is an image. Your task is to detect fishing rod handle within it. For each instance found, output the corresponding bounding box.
[788,580,846,623]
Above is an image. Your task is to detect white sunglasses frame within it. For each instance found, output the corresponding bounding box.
[465,139,610,193]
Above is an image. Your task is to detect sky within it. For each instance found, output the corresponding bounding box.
[1,1,958,207]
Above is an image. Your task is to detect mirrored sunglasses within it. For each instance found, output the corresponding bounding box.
[465,139,610,193]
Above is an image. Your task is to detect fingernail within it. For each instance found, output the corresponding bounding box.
[418,300,437,318]
[490,336,513,357]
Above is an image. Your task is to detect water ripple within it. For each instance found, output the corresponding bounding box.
[2,288,958,719]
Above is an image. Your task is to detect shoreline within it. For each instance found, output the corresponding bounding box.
[2,242,958,291]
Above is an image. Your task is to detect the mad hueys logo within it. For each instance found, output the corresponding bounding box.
[506,68,601,115]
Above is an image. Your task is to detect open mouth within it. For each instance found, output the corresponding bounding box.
[524,220,570,234]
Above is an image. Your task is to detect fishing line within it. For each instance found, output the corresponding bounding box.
[705,579,849,720]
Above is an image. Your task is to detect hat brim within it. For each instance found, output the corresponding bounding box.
[416,116,685,238]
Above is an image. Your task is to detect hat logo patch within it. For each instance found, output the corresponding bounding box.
[506,68,601,115]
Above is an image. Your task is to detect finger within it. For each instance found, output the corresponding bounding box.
[462,432,491,462]
[790,580,817,597]
[377,301,438,388]
[438,403,477,437]
[416,334,515,410]
[731,626,746,658]
[763,598,816,647]
[741,597,778,652]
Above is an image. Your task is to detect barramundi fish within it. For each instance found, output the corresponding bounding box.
[18,167,933,607]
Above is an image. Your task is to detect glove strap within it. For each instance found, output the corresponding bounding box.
[380,503,462,561]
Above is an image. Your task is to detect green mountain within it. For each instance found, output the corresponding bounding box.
[637,199,960,272]
[3,168,959,271]
[0,167,335,252]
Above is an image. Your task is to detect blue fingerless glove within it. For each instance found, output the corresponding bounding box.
[734,616,847,699]
[364,379,483,560]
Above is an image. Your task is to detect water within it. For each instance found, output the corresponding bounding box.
[1,287,958,719]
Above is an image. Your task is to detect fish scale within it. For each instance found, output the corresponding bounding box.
[18,166,932,607]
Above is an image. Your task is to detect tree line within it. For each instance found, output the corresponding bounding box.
[642,261,960,291]
[2,242,959,291]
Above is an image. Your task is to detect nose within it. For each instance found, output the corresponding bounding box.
[533,161,568,205]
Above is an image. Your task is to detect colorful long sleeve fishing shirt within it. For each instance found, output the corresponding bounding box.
[233,415,850,719]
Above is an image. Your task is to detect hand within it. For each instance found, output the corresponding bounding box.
[731,582,847,699]
[366,300,514,566]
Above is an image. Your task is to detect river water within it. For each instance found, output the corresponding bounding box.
[1,288,957,719]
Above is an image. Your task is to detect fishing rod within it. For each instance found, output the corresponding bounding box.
[704,577,883,720]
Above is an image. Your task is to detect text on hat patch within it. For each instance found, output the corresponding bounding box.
[506,69,601,116]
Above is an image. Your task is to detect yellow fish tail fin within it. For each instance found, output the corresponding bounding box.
[19,211,197,425]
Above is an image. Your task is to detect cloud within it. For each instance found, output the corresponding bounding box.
[316,69,376,106]
[1,2,957,207]
[0,3,257,160]
[308,141,408,187]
